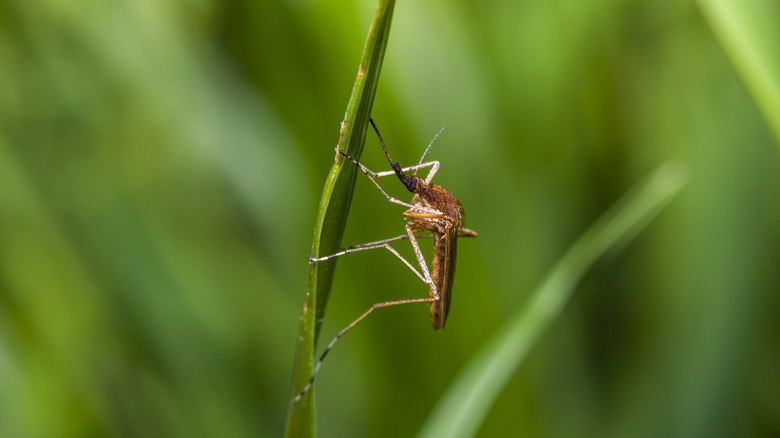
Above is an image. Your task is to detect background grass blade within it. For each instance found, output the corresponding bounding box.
[284,1,396,436]
[697,0,780,146]
[418,162,688,438]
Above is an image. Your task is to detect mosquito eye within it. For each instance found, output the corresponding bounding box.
[406,178,417,192]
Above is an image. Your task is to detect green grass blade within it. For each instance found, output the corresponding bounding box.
[284,1,396,436]
[418,162,688,438]
[698,0,780,146]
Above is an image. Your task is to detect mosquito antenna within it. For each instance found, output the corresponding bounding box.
[414,126,444,176]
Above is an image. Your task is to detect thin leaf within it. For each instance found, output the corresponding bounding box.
[284,1,396,436]
[418,162,688,438]
[698,0,780,146]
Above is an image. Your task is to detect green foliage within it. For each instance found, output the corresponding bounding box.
[698,0,780,144]
[0,0,779,438]
[285,1,395,435]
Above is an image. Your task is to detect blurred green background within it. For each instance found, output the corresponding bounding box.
[1,0,779,437]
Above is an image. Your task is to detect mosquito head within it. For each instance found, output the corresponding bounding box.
[404,175,427,194]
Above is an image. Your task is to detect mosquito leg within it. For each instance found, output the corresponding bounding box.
[309,234,435,284]
[310,233,435,260]
[341,158,437,182]
[335,148,379,177]
[292,295,436,403]
[458,227,478,237]
[372,161,439,183]
[406,223,439,300]
[374,161,440,186]
[309,235,411,261]
[336,150,418,208]
[417,161,440,185]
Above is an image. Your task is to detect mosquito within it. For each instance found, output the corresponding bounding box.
[292,118,477,403]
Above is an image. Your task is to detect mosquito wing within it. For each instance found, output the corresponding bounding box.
[430,224,458,330]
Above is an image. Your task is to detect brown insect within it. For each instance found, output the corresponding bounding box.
[292,118,476,403]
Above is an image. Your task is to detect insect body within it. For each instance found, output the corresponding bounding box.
[376,118,476,329]
[292,118,476,402]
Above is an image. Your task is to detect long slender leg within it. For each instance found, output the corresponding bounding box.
[320,214,437,301]
[422,162,439,185]
[309,234,434,284]
[296,227,439,402]
[373,161,440,185]
[310,233,434,259]
[310,234,435,260]
[405,223,439,300]
[372,161,439,179]
[292,295,435,403]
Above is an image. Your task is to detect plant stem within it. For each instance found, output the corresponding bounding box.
[284,1,396,436]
